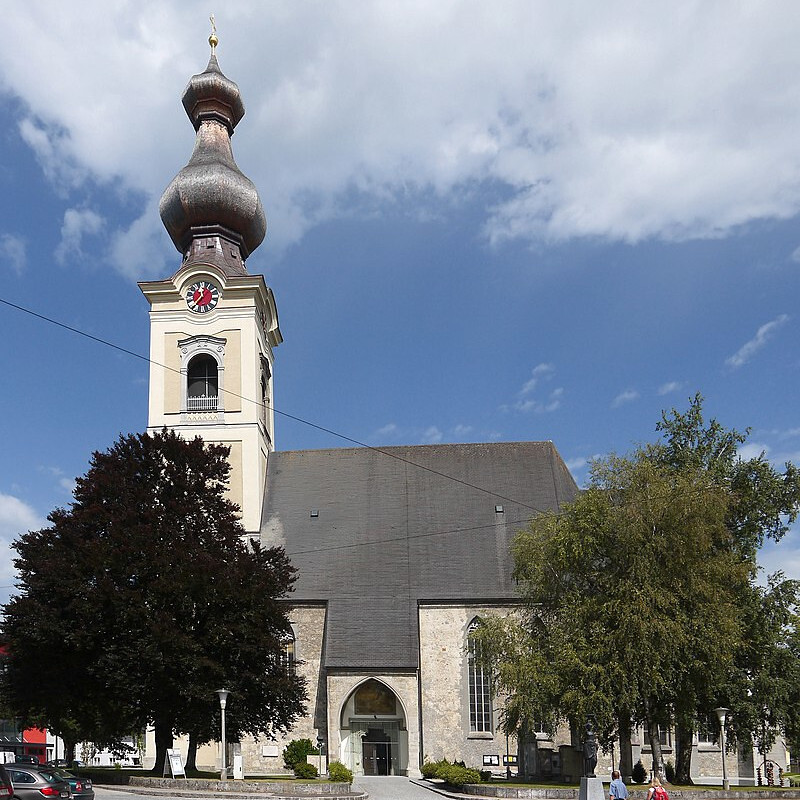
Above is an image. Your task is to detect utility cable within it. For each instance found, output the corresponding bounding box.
[0,295,554,516]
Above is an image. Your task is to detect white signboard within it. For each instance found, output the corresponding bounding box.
[261,744,280,757]
[163,748,186,779]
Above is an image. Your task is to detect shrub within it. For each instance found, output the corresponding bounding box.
[479,770,492,782]
[664,760,675,784]
[441,763,481,787]
[420,760,441,778]
[283,738,319,770]
[328,761,353,783]
[632,760,648,784]
[421,759,453,779]
[294,761,319,779]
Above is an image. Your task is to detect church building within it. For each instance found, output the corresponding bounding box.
[137,38,786,786]
[137,36,578,779]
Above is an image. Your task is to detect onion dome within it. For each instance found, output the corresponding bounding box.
[160,38,266,275]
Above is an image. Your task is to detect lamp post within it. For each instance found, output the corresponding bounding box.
[714,707,730,791]
[217,689,230,782]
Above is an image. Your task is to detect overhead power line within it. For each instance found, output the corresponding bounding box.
[0,295,554,520]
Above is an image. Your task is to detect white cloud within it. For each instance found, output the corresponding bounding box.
[520,363,555,396]
[737,442,769,461]
[6,4,800,272]
[725,314,790,369]
[0,234,26,275]
[758,524,800,582]
[565,456,590,477]
[506,363,563,413]
[453,424,474,437]
[657,381,682,396]
[612,389,640,408]
[0,493,46,604]
[374,423,399,441]
[421,426,443,444]
[55,208,105,265]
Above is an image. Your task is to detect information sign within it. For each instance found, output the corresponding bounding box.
[163,748,186,778]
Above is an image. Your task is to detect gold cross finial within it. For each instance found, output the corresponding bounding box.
[209,14,218,52]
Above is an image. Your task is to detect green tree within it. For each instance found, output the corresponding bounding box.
[651,395,800,782]
[474,454,748,775]
[1,429,306,773]
[721,577,800,766]
[474,396,800,782]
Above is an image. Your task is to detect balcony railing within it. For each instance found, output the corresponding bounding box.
[187,394,218,411]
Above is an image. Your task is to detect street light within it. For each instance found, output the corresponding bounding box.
[217,689,230,782]
[714,707,730,791]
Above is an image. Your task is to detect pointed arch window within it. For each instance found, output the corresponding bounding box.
[281,631,296,676]
[467,619,492,733]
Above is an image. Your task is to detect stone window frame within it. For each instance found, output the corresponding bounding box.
[281,624,297,676]
[178,334,226,422]
[696,717,720,750]
[465,617,493,737]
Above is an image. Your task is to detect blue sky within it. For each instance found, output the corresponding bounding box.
[1,2,799,603]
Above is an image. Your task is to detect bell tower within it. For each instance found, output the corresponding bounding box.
[139,31,280,537]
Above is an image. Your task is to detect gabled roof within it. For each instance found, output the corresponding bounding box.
[260,441,578,671]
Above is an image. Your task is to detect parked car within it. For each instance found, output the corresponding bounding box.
[41,764,67,772]
[5,765,71,800]
[11,759,38,767]
[0,765,13,798]
[51,772,90,800]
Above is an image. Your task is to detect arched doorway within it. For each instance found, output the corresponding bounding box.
[339,679,408,776]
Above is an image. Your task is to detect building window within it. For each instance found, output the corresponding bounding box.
[531,719,548,736]
[467,620,492,733]
[697,718,718,745]
[187,355,218,410]
[178,334,226,417]
[281,633,296,675]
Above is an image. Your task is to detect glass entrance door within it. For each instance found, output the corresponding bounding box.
[362,741,391,775]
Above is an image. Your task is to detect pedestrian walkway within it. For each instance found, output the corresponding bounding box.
[353,776,443,800]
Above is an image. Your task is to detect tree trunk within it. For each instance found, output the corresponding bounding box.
[151,718,173,776]
[647,718,664,780]
[62,739,76,765]
[674,721,693,784]
[186,732,198,774]
[618,712,634,781]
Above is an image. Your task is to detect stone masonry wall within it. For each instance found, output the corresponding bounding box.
[418,604,518,774]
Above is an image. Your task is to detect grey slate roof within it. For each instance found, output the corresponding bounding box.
[260,441,578,671]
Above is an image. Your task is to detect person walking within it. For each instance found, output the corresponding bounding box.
[647,776,669,800]
[610,770,629,800]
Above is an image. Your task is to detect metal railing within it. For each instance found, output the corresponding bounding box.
[187,394,218,411]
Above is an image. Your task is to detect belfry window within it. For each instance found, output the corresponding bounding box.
[187,354,218,411]
[467,619,492,733]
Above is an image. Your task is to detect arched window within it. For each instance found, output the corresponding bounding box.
[467,619,492,732]
[187,354,218,411]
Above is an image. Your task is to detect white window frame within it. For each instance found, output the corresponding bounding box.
[178,335,226,422]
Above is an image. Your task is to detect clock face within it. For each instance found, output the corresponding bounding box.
[186,281,220,313]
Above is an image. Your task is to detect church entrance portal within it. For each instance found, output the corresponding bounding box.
[362,729,391,776]
[340,679,408,776]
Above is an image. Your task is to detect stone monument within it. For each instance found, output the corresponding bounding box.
[578,722,604,800]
